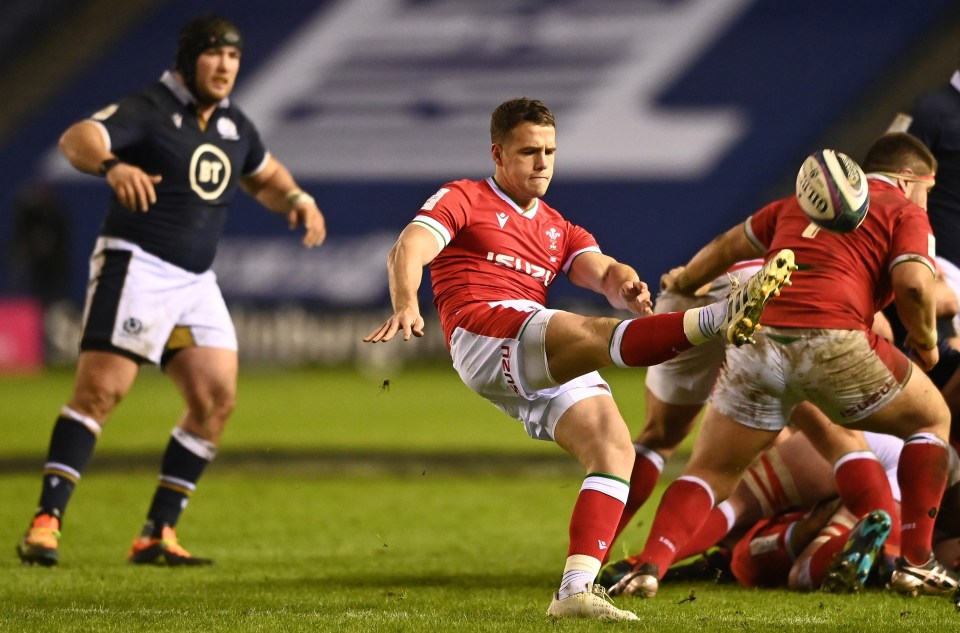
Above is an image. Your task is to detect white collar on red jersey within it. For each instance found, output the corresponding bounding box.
[867,173,897,187]
[485,177,540,218]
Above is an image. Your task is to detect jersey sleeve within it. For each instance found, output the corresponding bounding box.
[89,95,150,152]
[889,205,936,274]
[744,199,781,252]
[240,116,269,176]
[411,183,469,250]
[561,223,601,272]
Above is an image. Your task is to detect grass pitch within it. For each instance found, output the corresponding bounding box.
[1,365,958,631]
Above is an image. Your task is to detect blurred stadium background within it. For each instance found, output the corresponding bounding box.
[1,0,960,371]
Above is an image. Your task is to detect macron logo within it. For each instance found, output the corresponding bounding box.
[598,540,608,550]
[497,212,509,229]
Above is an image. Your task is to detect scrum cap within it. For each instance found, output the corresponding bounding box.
[175,14,243,96]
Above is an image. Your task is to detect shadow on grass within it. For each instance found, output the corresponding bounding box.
[228,569,554,591]
[0,449,584,477]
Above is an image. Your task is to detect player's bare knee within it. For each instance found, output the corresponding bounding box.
[594,431,636,474]
[912,401,951,441]
[195,389,235,424]
[566,425,633,475]
[68,382,125,422]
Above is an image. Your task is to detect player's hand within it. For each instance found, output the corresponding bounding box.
[661,266,710,296]
[620,280,653,316]
[106,163,162,212]
[363,310,425,343]
[904,333,939,371]
[288,204,327,248]
[660,267,685,292]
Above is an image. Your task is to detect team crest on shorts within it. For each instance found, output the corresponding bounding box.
[122,317,143,335]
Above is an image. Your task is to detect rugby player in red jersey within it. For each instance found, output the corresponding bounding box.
[364,97,794,620]
[610,132,960,603]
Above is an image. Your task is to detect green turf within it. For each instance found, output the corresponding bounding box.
[2,365,958,631]
[0,365,674,473]
[2,472,957,632]
[0,365,651,457]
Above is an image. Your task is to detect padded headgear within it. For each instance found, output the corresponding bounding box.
[174,14,243,98]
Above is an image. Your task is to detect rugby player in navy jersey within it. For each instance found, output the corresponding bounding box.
[16,14,326,566]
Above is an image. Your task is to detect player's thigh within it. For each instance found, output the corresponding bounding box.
[166,346,238,410]
[636,389,703,450]
[544,310,620,383]
[790,402,869,463]
[553,393,634,477]
[853,362,950,439]
[685,405,780,500]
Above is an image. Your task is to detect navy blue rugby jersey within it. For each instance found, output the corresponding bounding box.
[91,71,268,272]
[907,74,960,265]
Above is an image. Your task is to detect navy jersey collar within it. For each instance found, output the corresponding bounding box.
[160,70,230,109]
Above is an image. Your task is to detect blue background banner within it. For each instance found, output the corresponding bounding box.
[1,0,955,310]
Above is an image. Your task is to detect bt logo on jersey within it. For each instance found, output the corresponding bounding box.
[189,143,232,201]
[199,161,225,184]
[486,252,555,287]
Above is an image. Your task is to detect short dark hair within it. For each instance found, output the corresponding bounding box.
[862,132,937,175]
[490,98,555,144]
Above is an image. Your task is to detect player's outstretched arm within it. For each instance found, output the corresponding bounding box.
[364,224,442,343]
[59,120,162,212]
[241,155,326,247]
[567,251,652,315]
[666,223,760,294]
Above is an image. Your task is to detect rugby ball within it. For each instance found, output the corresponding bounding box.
[795,149,869,233]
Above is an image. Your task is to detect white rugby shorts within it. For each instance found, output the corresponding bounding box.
[449,300,611,441]
[80,237,237,365]
[711,327,910,431]
[646,264,761,405]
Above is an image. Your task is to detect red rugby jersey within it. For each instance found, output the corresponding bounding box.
[746,178,935,330]
[413,178,599,341]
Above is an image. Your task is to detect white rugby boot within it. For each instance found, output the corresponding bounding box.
[546,583,639,620]
[721,249,796,346]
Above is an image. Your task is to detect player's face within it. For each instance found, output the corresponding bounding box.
[492,122,555,208]
[194,45,241,104]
